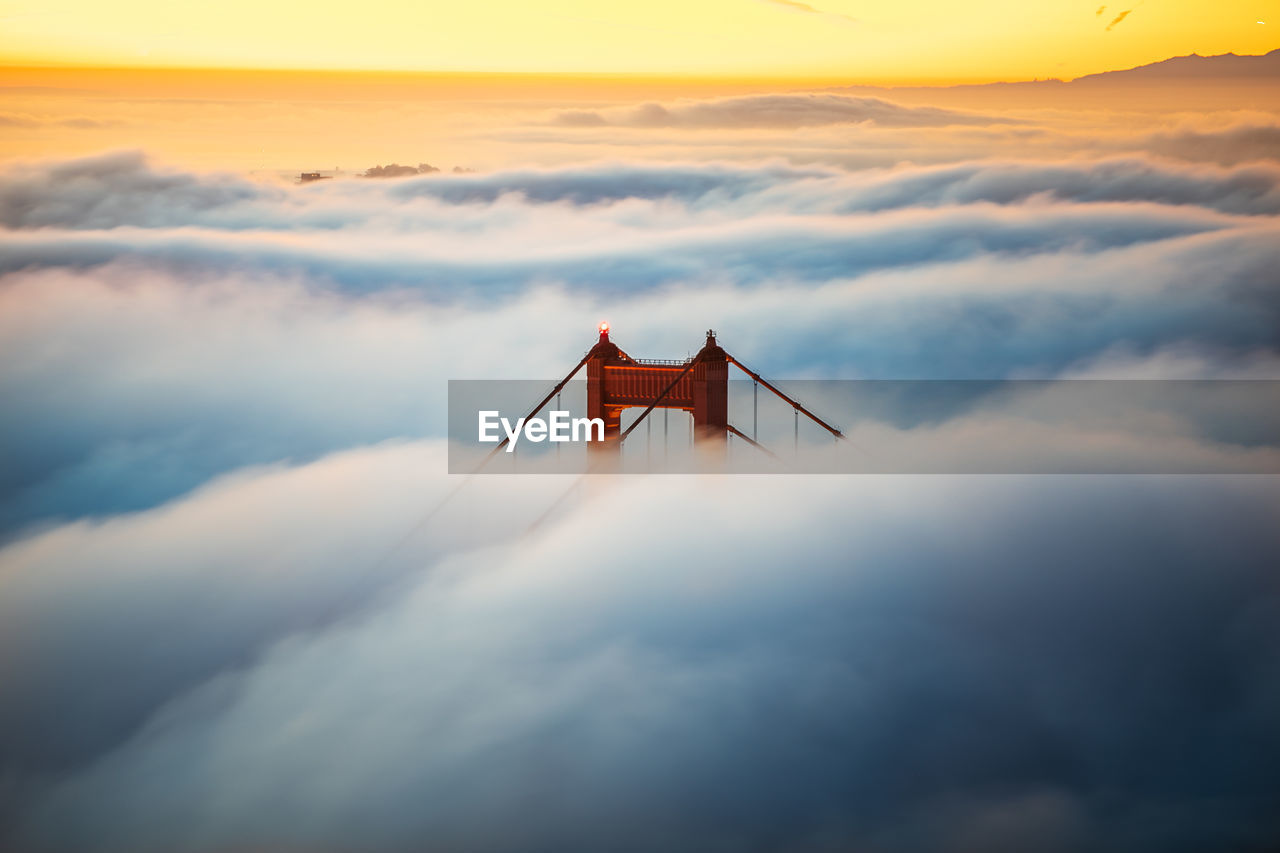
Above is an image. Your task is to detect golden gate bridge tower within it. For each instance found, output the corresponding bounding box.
[586,324,730,454]
[485,323,843,465]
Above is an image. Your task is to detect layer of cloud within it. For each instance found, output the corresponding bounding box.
[2,466,1278,851]
[0,151,275,230]
[0,444,568,779]
[1106,8,1133,31]
[1147,123,1280,166]
[5,152,1279,235]
[1,138,1279,853]
[1,152,1279,536]
[3,224,1279,527]
[552,94,1004,129]
[0,113,114,130]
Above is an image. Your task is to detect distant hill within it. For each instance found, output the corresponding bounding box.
[1069,49,1280,83]
[830,49,1280,97]
[824,48,1280,111]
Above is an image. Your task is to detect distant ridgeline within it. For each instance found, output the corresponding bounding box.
[1067,48,1280,83]
[826,49,1280,111]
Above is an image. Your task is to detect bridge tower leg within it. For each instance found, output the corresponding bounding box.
[586,325,622,458]
[693,330,728,453]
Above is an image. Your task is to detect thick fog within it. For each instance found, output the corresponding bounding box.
[1,85,1279,851]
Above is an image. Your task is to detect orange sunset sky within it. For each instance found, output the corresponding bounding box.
[1,1,1275,172]
[0,0,1274,81]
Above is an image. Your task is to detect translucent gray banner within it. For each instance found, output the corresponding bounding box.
[448,380,1280,474]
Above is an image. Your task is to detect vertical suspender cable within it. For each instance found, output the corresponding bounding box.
[753,380,758,442]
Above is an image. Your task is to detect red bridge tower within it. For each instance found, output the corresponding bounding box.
[586,324,728,456]
[480,324,843,466]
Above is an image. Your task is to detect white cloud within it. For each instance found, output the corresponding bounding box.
[3,462,1279,852]
[2,132,1279,851]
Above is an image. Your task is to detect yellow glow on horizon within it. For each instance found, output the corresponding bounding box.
[0,0,1274,83]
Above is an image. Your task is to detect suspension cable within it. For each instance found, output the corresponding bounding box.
[724,354,845,441]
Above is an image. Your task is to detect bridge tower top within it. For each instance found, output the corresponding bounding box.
[477,323,844,468]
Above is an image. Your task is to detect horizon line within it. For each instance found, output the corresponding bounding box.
[2,47,1274,89]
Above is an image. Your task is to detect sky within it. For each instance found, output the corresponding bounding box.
[1,4,1280,853]
[0,0,1274,81]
